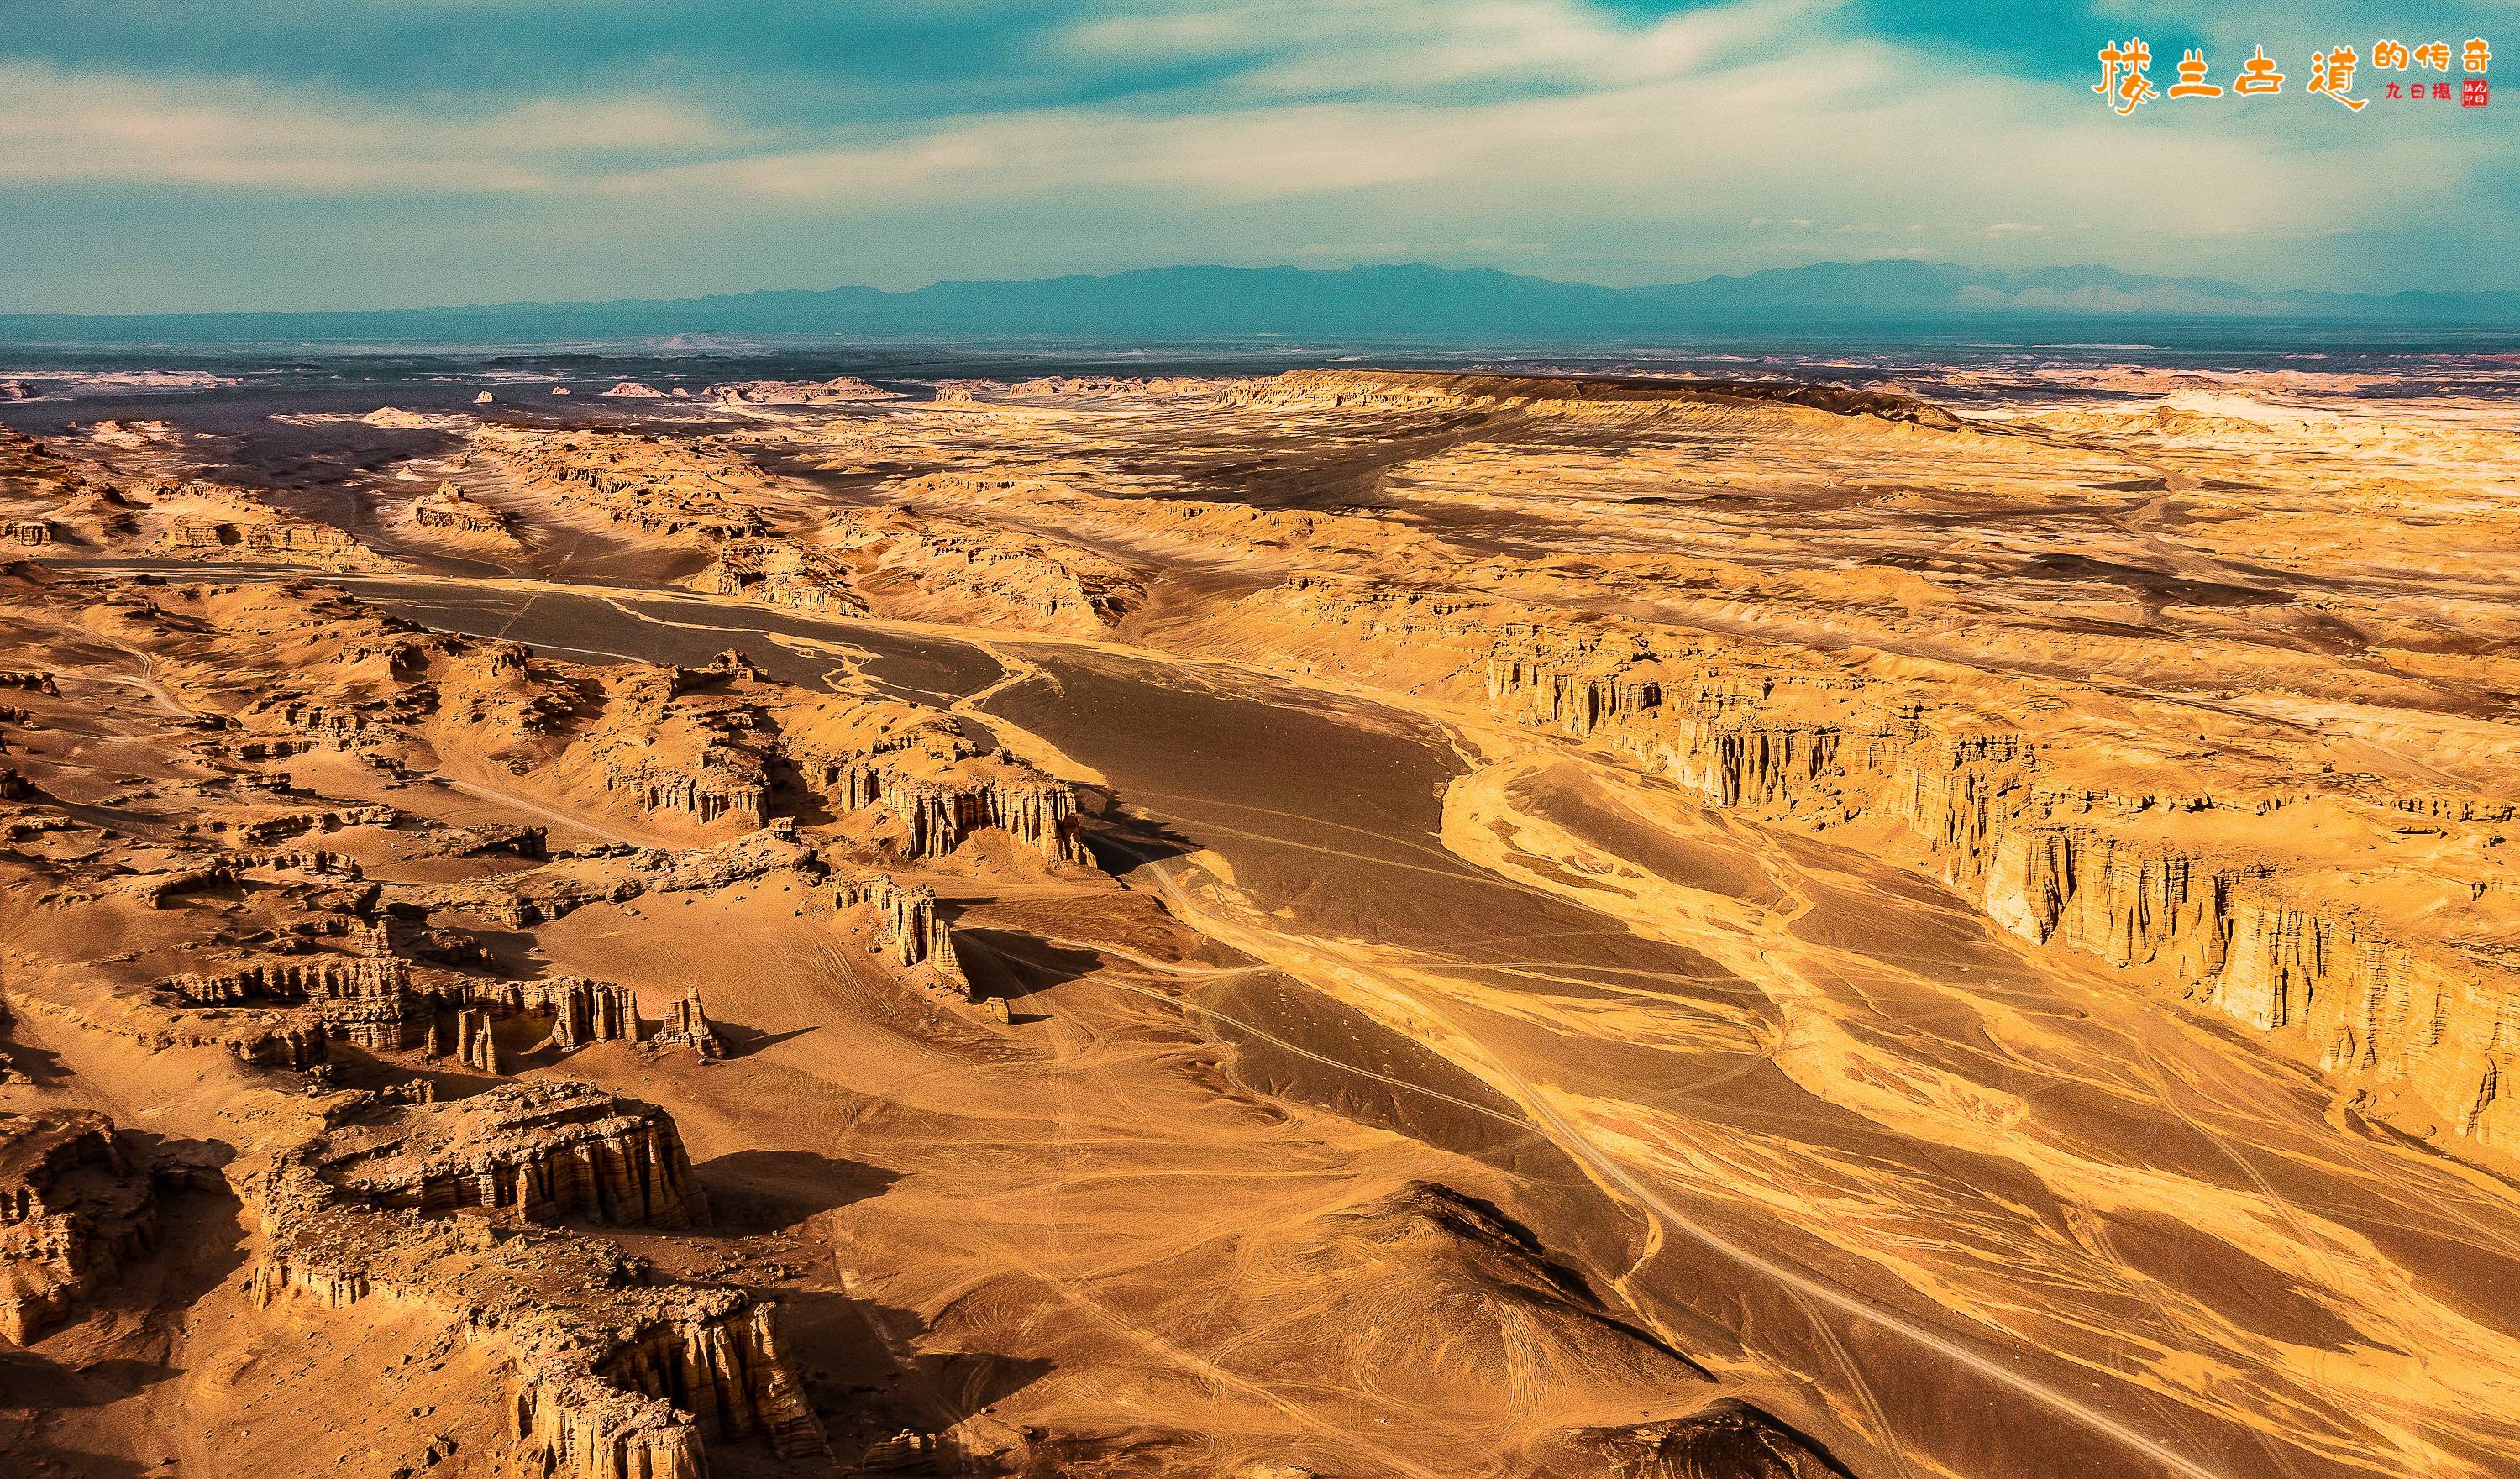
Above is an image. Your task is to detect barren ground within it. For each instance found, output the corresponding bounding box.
[3,363,2517,1479]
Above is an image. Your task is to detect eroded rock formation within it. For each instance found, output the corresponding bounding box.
[652,989,724,1061]
[1532,1400,1851,1479]
[245,1085,823,1476]
[101,585,1095,869]
[307,1081,704,1228]
[409,483,516,538]
[1228,574,2520,1159]
[834,872,963,983]
[470,426,774,541]
[1,1110,160,1343]
[694,504,1145,635]
[707,376,899,406]
[144,480,394,569]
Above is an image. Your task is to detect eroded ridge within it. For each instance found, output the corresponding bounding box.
[83,580,1093,868]
[1205,572,2520,1157]
[245,1083,826,1479]
[694,507,1145,635]
[0,543,1084,1473]
[470,424,778,541]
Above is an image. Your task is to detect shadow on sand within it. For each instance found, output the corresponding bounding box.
[764,1284,1054,1478]
[946,926,1105,1025]
[695,1147,900,1233]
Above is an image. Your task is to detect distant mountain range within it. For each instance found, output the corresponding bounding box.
[7,260,2517,344]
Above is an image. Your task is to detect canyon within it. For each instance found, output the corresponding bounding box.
[1,359,2516,1479]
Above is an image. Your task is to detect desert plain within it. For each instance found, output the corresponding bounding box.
[0,358,2516,1479]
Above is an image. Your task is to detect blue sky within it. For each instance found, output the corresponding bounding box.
[1,0,2510,311]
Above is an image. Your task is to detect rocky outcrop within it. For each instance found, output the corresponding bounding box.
[169,954,412,1007]
[307,1081,704,1229]
[500,976,641,1051]
[409,484,515,538]
[610,751,769,826]
[834,872,963,986]
[706,376,899,406]
[579,658,785,830]
[453,1005,501,1073]
[821,503,1142,633]
[167,953,428,1052]
[580,651,1092,863]
[1,520,50,545]
[3,989,328,1071]
[185,801,398,846]
[927,375,1218,403]
[117,583,1099,868]
[2,1110,160,1343]
[1004,375,1217,398]
[652,989,724,1061]
[514,1295,820,1478]
[244,1087,824,1476]
[161,941,647,1072]
[884,768,1085,864]
[124,848,365,909]
[471,425,774,541]
[86,419,172,448]
[1222,369,1967,429]
[146,480,391,569]
[693,506,1145,635]
[689,538,868,616]
[394,829,822,930]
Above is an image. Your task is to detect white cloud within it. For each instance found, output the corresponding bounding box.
[0,0,2490,291]
[0,60,738,192]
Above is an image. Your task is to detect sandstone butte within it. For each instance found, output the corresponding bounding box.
[2,363,2517,1479]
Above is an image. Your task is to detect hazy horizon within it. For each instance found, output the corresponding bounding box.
[8,254,2510,323]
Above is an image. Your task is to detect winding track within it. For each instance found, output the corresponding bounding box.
[1080,839,2236,1479]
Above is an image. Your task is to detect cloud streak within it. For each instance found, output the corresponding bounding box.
[0,0,2504,308]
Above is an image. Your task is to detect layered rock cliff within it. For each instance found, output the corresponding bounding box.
[1,1110,160,1344]
[160,939,647,1073]
[141,480,395,569]
[1217,576,2520,1162]
[834,871,968,991]
[308,1081,706,1229]
[407,483,516,539]
[244,1085,826,1478]
[879,765,1087,865]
